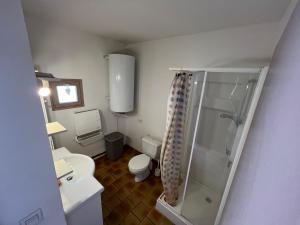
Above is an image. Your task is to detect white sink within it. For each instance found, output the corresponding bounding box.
[63,154,95,177]
[52,148,95,183]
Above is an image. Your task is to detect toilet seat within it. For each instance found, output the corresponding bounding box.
[128,154,150,173]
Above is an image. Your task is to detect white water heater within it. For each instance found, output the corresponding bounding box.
[108,54,135,113]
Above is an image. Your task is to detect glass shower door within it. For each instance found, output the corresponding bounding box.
[181,71,260,225]
[177,72,206,212]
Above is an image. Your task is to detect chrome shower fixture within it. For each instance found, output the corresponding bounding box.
[219,112,242,126]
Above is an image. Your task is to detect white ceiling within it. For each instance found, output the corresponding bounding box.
[22,0,291,43]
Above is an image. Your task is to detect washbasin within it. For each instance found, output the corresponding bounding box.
[52,147,95,183]
[58,153,95,182]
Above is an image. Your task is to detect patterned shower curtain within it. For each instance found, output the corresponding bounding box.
[160,72,192,205]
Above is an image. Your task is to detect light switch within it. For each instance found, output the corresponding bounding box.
[19,208,43,225]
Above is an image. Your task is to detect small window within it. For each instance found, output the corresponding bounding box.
[49,79,84,111]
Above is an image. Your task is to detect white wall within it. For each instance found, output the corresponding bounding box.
[221,1,300,224]
[25,17,283,157]
[25,17,125,156]
[0,0,66,224]
[123,22,282,151]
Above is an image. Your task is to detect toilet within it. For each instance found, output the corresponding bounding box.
[128,136,161,182]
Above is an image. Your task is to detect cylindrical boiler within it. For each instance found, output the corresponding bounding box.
[108,54,135,113]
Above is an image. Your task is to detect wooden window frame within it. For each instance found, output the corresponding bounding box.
[49,79,84,111]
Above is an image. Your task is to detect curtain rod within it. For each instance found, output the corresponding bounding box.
[169,67,263,74]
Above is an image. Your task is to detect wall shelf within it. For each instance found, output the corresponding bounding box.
[46,121,67,136]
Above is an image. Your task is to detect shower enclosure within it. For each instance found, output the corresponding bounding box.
[157,67,268,225]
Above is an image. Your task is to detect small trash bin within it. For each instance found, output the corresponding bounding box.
[104,132,124,160]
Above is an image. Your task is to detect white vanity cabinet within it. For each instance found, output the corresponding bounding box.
[52,147,104,225]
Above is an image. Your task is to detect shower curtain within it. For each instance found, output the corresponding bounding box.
[160,72,192,205]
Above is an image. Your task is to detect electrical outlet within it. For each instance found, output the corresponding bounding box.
[19,208,43,225]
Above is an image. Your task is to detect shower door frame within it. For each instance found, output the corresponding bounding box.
[179,66,269,225]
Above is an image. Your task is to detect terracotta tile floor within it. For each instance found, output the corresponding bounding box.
[95,145,173,225]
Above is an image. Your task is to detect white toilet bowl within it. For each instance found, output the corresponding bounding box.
[128,154,151,182]
[128,136,161,182]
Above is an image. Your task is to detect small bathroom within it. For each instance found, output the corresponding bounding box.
[1,1,300,225]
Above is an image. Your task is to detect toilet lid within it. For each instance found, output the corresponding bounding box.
[128,154,150,172]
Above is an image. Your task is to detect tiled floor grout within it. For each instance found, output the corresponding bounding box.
[94,145,173,225]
